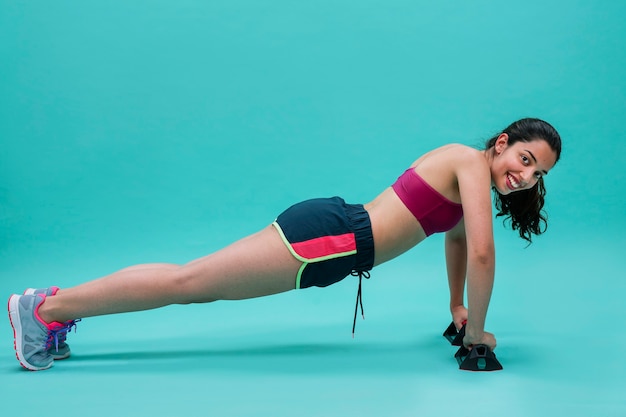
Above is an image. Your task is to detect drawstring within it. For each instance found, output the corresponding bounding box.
[351,270,370,337]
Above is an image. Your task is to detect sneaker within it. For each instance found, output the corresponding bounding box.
[8,294,77,371]
[23,287,72,359]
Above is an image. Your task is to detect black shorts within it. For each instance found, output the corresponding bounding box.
[272,197,375,289]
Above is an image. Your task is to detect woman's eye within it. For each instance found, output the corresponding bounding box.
[534,172,543,179]
[521,155,529,164]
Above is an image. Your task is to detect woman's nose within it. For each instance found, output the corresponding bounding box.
[520,169,535,187]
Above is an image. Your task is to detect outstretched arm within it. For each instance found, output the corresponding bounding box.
[445,220,468,329]
[454,150,497,350]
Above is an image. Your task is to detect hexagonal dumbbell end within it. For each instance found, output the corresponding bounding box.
[455,344,503,372]
[442,321,465,346]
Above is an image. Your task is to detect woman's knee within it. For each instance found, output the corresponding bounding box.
[170,268,220,304]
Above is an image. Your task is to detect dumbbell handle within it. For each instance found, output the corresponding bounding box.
[443,321,503,371]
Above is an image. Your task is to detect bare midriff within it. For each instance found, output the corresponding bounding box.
[364,187,428,267]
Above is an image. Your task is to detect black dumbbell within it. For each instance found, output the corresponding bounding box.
[442,322,503,371]
[443,321,466,346]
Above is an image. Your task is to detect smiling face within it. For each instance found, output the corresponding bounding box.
[490,134,558,195]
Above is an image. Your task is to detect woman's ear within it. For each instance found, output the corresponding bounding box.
[494,133,509,155]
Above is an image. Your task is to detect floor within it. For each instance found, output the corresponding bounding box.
[1,1,625,416]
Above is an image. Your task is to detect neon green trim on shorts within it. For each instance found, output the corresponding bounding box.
[295,263,307,290]
[271,221,357,263]
[272,220,358,290]
[272,221,309,263]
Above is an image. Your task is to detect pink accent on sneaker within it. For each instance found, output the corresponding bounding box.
[33,294,65,331]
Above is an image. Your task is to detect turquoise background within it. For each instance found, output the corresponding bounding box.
[1,1,625,416]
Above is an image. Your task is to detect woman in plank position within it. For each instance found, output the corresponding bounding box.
[8,118,561,371]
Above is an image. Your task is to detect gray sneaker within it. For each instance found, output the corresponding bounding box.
[8,293,76,371]
[23,287,72,359]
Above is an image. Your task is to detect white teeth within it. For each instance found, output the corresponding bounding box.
[508,174,519,189]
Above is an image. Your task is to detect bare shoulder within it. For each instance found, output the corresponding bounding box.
[413,144,488,181]
[409,144,488,204]
[444,145,491,191]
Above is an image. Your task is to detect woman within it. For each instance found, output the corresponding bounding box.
[8,118,562,371]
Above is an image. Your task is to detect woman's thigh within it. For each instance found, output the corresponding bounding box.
[180,225,303,301]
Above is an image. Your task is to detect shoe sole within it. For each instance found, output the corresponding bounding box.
[49,350,71,360]
[7,295,53,371]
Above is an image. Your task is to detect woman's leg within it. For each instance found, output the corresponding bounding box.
[38,225,302,324]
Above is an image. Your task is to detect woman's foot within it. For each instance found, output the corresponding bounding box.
[23,287,73,359]
[7,293,77,371]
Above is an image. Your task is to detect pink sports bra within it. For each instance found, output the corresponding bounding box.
[391,168,463,236]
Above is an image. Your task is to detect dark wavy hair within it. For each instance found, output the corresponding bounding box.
[485,118,562,244]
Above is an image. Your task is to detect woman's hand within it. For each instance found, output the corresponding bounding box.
[452,305,497,350]
[450,305,468,331]
[463,330,497,351]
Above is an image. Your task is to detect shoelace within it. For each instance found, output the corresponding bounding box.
[351,270,370,337]
[45,319,81,351]
[56,318,81,345]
